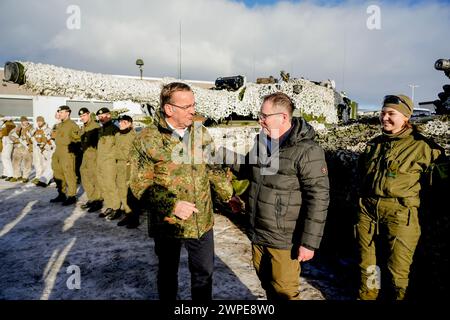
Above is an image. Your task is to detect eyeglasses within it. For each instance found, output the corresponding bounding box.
[168,102,196,110]
[383,95,409,109]
[258,112,285,121]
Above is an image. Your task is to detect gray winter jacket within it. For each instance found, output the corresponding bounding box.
[237,117,330,250]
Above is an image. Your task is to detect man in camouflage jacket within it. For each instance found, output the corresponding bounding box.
[129,82,233,300]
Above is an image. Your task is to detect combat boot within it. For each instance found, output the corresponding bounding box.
[36,181,48,187]
[0,175,7,179]
[31,178,40,185]
[21,177,29,183]
[126,214,140,229]
[106,209,122,221]
[81,201,93,210]
[117,213,132,227]
[62,196,77,206]
[50,193,66,203]
[99,208,113,218]
[8,177,18,182]
[88,200,103,213]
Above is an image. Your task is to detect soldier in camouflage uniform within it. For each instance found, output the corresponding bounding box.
[114,114,138,227]
[129,82,234,300]
[31,116,54,187]
[0,116,16,180]
[50,106,81,206]
[9,116,33,183]
[357,94,447,300]
[78,108,103,212]
[96,107,120,219]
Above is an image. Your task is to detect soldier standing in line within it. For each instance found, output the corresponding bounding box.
[78,108,103,212]
[31,116,54,187]
[50,105,80,206]
[96,107,120,219]
[9,116,33,183]
[0,116,16,181]
[114,114,139,228]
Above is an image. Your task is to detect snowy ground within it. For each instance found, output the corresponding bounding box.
[0,164,353,300]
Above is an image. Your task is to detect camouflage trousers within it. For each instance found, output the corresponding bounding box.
[356,197,421,300]
[33,147,54,184]
[12,146,32,179]
[1,138,14,177]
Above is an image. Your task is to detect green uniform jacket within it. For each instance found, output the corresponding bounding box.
[55,118,80,151]
[115,128,137,161]
[97,120,119,161]
[129,116,234,239]
[80,117,100,153]
[358,127,445,212]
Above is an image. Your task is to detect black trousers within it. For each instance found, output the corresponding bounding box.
[154,228,214,300]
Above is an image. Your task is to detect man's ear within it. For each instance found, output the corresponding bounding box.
[163,104,173,117]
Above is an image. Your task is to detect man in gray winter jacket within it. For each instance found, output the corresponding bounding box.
[231,92,330,300]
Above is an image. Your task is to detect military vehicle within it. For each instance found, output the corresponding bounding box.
[3,61,356,124]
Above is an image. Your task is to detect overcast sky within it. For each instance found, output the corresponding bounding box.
[1,0,449,109]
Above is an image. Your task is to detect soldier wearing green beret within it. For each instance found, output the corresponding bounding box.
[114,114,138,227]
[96,107,120,219]
[50,105,81,205]
[78,108,103,212]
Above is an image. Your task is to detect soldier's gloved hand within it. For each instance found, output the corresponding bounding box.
[172,201,199,221]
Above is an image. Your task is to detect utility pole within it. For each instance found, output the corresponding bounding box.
[409,84,419,103]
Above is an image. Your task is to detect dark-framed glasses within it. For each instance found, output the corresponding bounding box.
[168,102,196,110]
[258,112,285,120]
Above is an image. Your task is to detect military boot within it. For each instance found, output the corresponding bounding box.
[36,181,48,187]
[62,196,77,206]
[117,213,132,227]
[31,178,40,185]
[88,200,103,213]
[125,214,140,229]
[81,201,93,210]
[8,177,18,182]
[50,193,67,203]
[106,209,122,221]
[99,208,114,218]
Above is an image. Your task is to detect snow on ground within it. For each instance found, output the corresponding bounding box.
[0,164,352,300]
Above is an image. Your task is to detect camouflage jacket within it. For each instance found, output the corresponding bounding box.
[9,125,33,151]
[32,124,53,152]
[129,116,233,239]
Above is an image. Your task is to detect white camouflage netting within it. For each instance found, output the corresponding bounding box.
[19,62,340,123]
